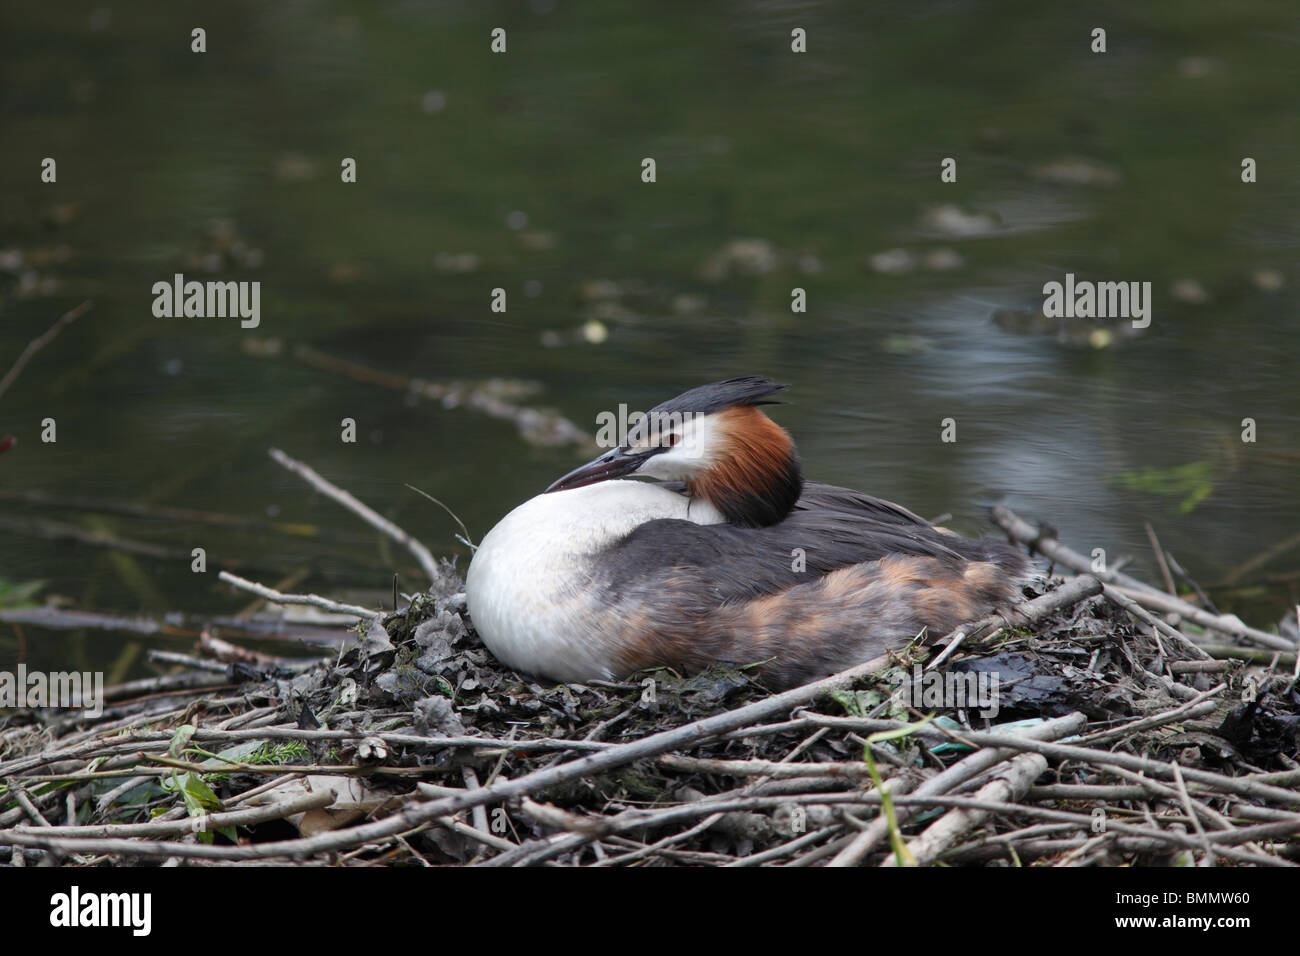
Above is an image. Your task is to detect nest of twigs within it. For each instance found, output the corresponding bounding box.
[2,451,1298,867]
[3,561,1299,866]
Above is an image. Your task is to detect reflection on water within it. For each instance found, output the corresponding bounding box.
[1,2,1297,677]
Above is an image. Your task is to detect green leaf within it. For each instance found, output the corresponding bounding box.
[862,715,937,868]
[830,688,881,718]
[0,578,47,608]
[167,724,197,758]
[189,740,268,769]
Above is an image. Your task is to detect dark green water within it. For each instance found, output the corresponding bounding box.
[2,1,1298,680]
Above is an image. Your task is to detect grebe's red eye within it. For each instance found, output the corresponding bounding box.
[664,433,680,448]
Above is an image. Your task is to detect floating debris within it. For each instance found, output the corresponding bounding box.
[1031,157,1123,188]
[433,252,481,273]
[1252,269,1284,293]
[700,238,779,280]
[881,334,933,355]
[1169,278,1210,304]
[919,204,1001,238]
[867,248,916,275]
[273,152,319,182]
[580,319,608,344]
[922,247,964,271]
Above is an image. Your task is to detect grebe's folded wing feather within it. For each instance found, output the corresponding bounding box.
[592,480,1023,606]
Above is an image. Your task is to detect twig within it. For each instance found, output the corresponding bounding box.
[1144,521,1178,597]
[0,300,91,401]
[217,570,378,620]
[268,447,440,584]
[12,791,334,839]
[992,505,1292,650]
[9,786,52,827]
[825,712,1087,867]
[884,752,1049,867]
[1102,584,1211,661]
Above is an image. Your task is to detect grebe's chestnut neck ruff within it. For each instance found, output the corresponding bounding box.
[467,376,1029,689]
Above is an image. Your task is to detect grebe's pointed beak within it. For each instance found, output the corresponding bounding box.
[544,446,654,493]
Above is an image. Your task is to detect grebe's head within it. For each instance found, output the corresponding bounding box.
[544,376,803,527]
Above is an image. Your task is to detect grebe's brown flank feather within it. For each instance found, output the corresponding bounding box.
[590,477,1028,689]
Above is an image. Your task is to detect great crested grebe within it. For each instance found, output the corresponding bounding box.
[466,376,1028,689]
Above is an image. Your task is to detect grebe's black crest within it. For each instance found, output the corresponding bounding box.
[647,375,789,417]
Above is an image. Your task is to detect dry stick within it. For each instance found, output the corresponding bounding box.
[992,505,1293,651]
[1102,585,1212,661]
[289,346,593,449]
[0,300,92,401]
[268,447,439,584]
[659,754,875,780]
[992,505,1166,597]
[1144,521,1178,597]
[941,572,1104,647]
[1108,585,1294,652]
[884,752,1049,867]
[598,791,1291,868]
[1168,660,1233,674]
[1166,552,1221,615]
[1200,645,1296,667]
[826,712,1087,867]
[0,726,609,779]
[515,727,840,868]
[945,836,1191,865]
[1027,784,1151,801]
[147,649,230,674]
[9,787,52,828]
[593,813,730,867]
[432,815,516,853]
[725,824,845,867]
[591,728,835,868]
[1070,696,1219,747]
[461,767,491,837]
[511,772,893,868]
[791,695,1210,750]
[874,795,1296,865]
[11,791,334,839]
[217,570,378,620]
[1105,766,1274,864]
[507,788,1291,867]
[801,713,1300,808]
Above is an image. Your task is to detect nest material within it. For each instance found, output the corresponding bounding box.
[3,558,1298,867]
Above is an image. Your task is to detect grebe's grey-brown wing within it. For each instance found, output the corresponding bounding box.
[794,481,1025,569]
[584,483,1028,688]
[793,481,936,527]
[593,512,1020,608]
[587,507,1026,689]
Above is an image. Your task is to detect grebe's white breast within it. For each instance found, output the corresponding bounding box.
[466,480,725,682]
